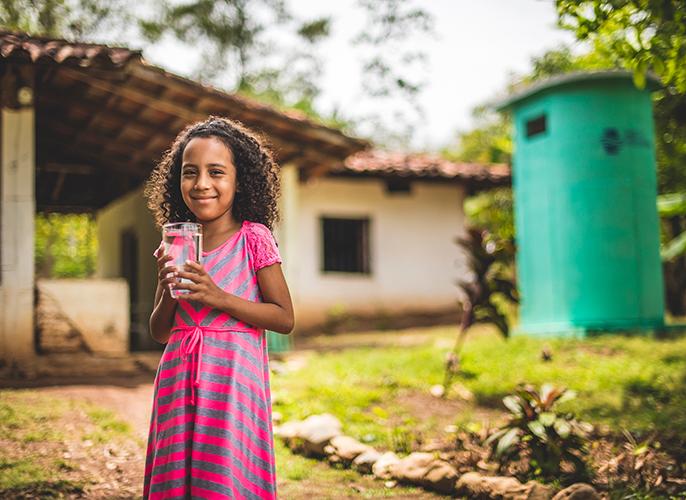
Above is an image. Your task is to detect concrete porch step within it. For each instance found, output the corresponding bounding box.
[34,352,156,378]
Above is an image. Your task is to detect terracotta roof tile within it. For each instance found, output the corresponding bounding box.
[0,30,141,68]
[341,150,510,183]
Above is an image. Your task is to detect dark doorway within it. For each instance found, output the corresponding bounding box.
[121,229,140,350]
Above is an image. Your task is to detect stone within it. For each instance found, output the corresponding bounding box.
[273,420,301,440]
[455,471,552,499]
[422,460,459,494]
[552,483,600,500]
[385,452,460,494]
[390,452,436,482]
[326,435,373,464]
[298,413,343,456]
[524,481,555,500]
[372,451,401,479]
[452,383,475,402]
[430,384,445,397]
[352,448,383,474]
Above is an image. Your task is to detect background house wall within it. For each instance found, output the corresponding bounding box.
[294,176,469,329]
[36,278,129,354]
[96,186,160,350]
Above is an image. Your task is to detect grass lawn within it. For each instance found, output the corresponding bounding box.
[273,325,686,454]
[0,390,141,497]
[1,324,684,497]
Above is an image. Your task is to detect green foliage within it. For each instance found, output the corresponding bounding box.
[442,227,518,394]
[486,384,592,482]
[35,213,97,278]
[455,227,518,339]
[352,0,435,147]
[656,193,686,261]
[444,111,512,165]
[464,188,515,248]
[141,0,290,86]
[0,0,131,38]
[555,0,686,92]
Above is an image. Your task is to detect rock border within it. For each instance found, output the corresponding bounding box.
[275,413,601,499]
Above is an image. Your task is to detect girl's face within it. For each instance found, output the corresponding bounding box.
[180,136,238,224]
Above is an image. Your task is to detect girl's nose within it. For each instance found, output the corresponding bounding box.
[194,171,211,189]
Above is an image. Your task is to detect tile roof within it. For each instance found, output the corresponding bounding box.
[341,150,510,183]
[1,30,369,211]
[0,30,141,68]
[0,30,367,156]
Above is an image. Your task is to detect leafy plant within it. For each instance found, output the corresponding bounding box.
[442,226,518,393]
[35,213,97,278]
[485,383,592,482]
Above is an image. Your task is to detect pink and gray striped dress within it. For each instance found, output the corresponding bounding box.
[144,220,282,499]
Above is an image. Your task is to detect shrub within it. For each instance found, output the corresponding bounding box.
[485,383,592,482]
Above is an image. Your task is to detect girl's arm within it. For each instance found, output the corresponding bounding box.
[174,261,295,334]
[223,262,294,333]
[149,252,179,344]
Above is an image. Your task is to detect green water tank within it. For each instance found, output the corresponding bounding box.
[497,71,665,337]
[266,330,292,353]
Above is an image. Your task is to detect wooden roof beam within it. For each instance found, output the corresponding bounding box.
[61,66,201,122]
[38,162,96,175]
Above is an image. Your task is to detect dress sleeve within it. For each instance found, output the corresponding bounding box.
[246,221,282,271]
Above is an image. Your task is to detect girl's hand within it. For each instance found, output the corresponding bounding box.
[155,247,178,300]
[174,260,225,308]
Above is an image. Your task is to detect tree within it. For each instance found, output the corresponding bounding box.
[352,0,435,147]
[0,0,132,39]
[555,0,686,91]
[140,0,435,146]
[140,1,331,113]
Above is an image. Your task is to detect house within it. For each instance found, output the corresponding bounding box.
[0,31,508,376]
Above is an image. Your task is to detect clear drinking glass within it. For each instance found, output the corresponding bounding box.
[162,222,203,298]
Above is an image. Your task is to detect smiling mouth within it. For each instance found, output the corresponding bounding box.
[192,196,217,200]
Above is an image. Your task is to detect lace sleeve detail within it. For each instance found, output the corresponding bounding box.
[245,221,282,271]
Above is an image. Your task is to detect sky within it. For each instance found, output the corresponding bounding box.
[142,0,577,151]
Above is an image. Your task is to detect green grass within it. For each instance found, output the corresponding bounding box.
[0,392,69,443]
[0,390,134,495]
[83,407,132,443]
[272,325,686,449]
[0,457,85,495]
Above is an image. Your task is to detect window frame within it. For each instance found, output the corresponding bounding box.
[319,216,372,276]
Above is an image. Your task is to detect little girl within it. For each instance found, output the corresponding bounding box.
[142,116,294,499]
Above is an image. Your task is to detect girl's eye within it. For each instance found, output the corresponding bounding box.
[182,170,196,177]
[210,170,223,176]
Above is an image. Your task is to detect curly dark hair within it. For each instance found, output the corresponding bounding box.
[144,116,281,231]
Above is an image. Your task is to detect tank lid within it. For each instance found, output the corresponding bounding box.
[494,70,662,111]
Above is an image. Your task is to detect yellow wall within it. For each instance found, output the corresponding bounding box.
[96,186,160,350]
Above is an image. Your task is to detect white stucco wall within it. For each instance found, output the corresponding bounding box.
[0,107,36,375]
[294,176,469,328]
[37,279,129,354]
[96,186,160,350]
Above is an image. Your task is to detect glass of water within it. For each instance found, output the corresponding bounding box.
[162,222,203,298]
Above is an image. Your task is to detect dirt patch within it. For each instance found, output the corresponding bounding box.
[393,390,502,429]
[37,382,155,441]
[1,391,144,499]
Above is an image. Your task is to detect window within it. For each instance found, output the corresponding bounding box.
[526,114,547,139]
[385,178,412,195]
[321,217,371,274]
